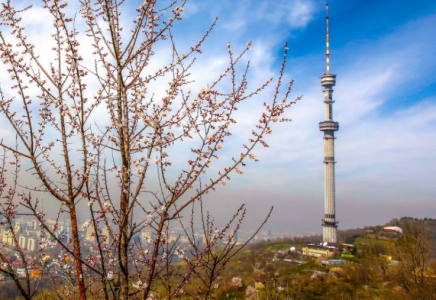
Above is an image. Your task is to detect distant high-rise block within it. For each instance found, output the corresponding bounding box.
[19,236,27,250]
[86,224,96,242]
[27,238,36,252]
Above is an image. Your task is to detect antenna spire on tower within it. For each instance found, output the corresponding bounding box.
[325,2,330,75]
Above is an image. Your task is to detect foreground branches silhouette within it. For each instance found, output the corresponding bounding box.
[0,0,299,299]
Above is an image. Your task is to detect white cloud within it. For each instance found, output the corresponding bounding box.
[337,69,393,125]
[256,0,315,29]
[182,0,201,18]
[285,0,315,28]
[217,0,316,33]
[222,18,247,31]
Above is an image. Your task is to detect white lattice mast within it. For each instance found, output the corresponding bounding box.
[320,2,339,243]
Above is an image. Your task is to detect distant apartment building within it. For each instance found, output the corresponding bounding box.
[142,230,156,242]
[102,227,110,245]
[320,258,347,266]
[85,224,96,242]
[27,238,36,251]
[2,229,14,246]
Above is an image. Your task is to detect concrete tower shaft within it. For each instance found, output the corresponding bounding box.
[319,2,339,244]
[320,74,339,243]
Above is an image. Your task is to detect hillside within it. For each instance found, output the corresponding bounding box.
[2,217,436,299]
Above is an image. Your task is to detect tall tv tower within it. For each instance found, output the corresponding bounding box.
[320,2,339,243]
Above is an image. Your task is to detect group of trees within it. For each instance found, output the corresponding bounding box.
[390,220,436,299]
[274,220,436,300]
[0,0,297,299]
[178,219,435,300]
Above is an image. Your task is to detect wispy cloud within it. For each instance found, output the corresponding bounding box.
[216,0,316,33]
[256,0,315,28]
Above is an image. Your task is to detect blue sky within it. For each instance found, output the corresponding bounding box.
[167,0,436,235]
[2,0,436,236]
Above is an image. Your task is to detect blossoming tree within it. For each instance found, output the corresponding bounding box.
[0,0,298,299]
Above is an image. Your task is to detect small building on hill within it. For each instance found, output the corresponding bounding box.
[320,259,347,266]
[381,226,402,234]
[302,244,339,258]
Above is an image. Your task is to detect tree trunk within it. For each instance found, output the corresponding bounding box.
[70,203,87,300]
[119,212,129,300]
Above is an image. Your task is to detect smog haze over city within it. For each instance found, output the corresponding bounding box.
[1,0,436,236]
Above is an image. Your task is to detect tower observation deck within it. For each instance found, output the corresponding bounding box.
[320,3,339,243]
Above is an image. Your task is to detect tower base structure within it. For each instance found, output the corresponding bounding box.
[322,220,338,243]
